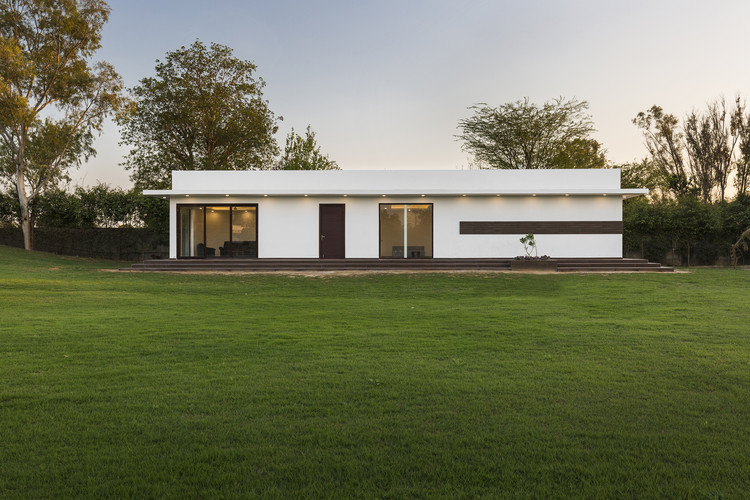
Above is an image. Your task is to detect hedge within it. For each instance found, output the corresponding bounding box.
[623,194,750,266]
[0,227,168,261]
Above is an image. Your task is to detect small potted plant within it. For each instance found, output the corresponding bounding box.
[511,233,557,271]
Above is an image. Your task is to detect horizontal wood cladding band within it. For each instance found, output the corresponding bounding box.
[460,221,623,235]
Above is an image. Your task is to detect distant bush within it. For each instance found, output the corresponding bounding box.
[0,185,168,259]
[0,184,168,233]
[624,195,750,266]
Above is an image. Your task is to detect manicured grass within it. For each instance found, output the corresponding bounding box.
[0,245,748,498]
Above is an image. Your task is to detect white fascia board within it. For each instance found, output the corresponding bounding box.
[144,188,649,198]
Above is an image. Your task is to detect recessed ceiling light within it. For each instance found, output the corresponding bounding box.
[263,194,268,197]
[225,194,230,197]
[304,194,308,197]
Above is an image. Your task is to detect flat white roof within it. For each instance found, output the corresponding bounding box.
[144,169,648,199]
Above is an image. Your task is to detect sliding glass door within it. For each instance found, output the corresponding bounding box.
[178,206,205,257]
[177,204,258,258]
[379,203,433,258]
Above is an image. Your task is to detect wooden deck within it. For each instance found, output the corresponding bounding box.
[122,258,673,273]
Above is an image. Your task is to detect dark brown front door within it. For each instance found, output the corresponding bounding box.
[319,204,345,259]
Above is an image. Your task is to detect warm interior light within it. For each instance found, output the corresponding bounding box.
[225,194,230,197]
[263,194,268,197]
[565,194,570,197]
[387,204,431,209]
[532,194,536,197]
[603,194,608,197]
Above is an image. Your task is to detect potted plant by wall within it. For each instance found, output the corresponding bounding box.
[511,233,558,271]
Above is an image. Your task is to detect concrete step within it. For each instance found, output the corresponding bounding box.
[122,257,671,273]
[558,266,674,272]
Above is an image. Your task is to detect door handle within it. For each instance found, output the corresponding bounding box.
[320,235,325,241]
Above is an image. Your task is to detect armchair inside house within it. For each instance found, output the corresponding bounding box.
[196,243,215,257]
[220,240,258,257]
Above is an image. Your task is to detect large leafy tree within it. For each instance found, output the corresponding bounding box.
[277,125,339,170]
[120,40,279,189]
[0,0,124,250]
[456,97,606,169]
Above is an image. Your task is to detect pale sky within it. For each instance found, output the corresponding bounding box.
[73,0,750,188]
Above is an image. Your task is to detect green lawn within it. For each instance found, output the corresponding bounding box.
[0,245,748,498]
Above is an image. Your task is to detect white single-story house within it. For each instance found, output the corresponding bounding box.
[144,169,647,260]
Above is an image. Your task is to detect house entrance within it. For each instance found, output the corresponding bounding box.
[319,204,345,259]
[379,203,433,258]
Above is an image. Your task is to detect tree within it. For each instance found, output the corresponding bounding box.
[119,40,279,189]
[632,106,693,198]
[683,97,744,202]
[456,97,606,169]
[277,125,339,170]
[0,0,124,250]
[634,98,746,202]
[619,158,669,196]
[735,114,750,196]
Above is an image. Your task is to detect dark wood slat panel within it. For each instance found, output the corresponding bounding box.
[460,221,623,234]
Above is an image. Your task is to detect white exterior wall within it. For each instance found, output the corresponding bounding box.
[169,194,623,259]
[432,195,622,258]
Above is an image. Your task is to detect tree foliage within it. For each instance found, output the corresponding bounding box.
[277,125,339,170]
[2,183,168,231]
[119,40,279,189]
[735,114,750,195]
[632,106,692,198]
[0,0,124,249]
[619,159,669,194]
[457,97,606,169]
[623,194,750,266]
[633,97,747,202]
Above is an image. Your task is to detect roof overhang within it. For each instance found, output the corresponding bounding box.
[144,188,648,200]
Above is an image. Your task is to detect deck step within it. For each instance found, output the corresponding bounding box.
[122,257,672,273]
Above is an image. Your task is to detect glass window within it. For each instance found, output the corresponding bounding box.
[230,206,257,257]
[206,206,231,256]
[178,204,258,258]
[379,204,433,258]
[178,206,205,257]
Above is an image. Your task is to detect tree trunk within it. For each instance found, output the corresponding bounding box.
[16,170,33,251]
[15,134,33,251]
